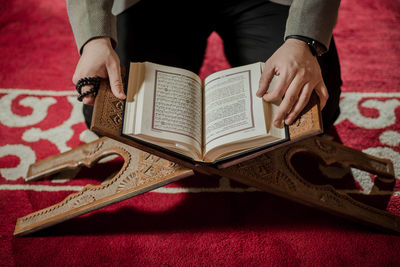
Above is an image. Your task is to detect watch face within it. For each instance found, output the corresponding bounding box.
[310,40,326,56]
[307,41,318,56]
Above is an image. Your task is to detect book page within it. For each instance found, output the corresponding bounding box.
[134,62,203,155]
[203,63,287,161]
[203,63,267,152]
[123,62,144,135]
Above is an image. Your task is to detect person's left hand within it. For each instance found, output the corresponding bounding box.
[256,38,329,128]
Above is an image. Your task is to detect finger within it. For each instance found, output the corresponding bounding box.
[272,75,304,127]
[82,95,95,105]
[262,70,294,104]
[106,62,126,99]
[257,62,275,97]
[81,85,95,105]
[72,73,79,85]
[284,83,313,125]
[314,81,329,110]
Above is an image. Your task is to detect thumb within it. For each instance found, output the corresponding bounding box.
[106,62,126,99]
[257,62,275,98]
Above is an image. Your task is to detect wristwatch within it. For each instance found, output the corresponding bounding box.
[285,35,327,57]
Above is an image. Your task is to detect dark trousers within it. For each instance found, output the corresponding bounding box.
[85,0,342,131]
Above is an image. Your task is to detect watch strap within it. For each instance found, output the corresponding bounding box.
[286,35,327,56]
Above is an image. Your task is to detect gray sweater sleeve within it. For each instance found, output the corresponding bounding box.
[66,0,117,54]
[283,0,341,49]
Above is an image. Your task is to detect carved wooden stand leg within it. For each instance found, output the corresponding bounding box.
[14,136,399,236]
[222,137,399,233]
[14,137,194,236]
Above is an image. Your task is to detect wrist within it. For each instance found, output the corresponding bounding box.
[285,35,327,56]
[284,38,315,57]
[82,37,113,54]
[285,38,310,49]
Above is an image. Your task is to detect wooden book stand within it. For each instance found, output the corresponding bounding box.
[14,135,399,236]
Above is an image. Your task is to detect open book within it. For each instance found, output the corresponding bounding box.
[122,61,289,163]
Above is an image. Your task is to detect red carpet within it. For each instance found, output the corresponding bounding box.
[1,0,400,266]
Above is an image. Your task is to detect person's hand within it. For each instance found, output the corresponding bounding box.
[72,37,126,105]
[256,38,328,128]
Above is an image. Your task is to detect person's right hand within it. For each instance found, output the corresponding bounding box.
[256,39,328,128]
[72,37,126,105]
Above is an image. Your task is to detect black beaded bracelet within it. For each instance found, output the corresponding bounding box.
[77,87,99,101]
[75,77,102,102]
